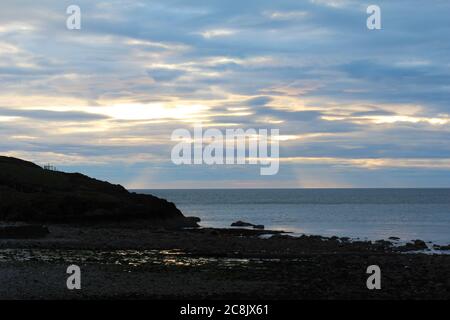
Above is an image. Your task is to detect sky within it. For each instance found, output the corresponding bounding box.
[0,0,449,188]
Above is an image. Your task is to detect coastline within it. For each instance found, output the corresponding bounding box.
[145,188,450,246]
[1,223,449,299]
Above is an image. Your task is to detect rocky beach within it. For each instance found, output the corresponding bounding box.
[1,223,450,299]
[0,156,449,300]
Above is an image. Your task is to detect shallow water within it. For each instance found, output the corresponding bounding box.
[139,189,450,244]
[0,249,271,268]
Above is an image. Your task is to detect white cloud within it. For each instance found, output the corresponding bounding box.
[309,0,353,8]
[265,10,309,20]
[199,29,236,39]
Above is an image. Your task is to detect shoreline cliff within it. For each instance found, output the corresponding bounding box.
[0,156,196,227]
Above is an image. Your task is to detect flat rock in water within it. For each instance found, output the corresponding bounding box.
[230,220,265,229]
[231,220,255,227]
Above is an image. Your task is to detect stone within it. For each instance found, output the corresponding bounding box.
[231,220,254,227]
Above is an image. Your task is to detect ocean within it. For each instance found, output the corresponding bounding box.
[137,189,450,244]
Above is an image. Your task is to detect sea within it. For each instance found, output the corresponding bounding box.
[136,189,450,245]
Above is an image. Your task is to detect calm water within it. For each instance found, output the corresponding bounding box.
[136,189,450,244]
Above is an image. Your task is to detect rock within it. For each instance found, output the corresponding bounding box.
[397,239,428,251]
[231,220,264,229]
[389,237,400,241]
[181,217,201,228]
[0,224,49,239]
[375,240,393,247]
[270,234,293,240]
[434,244,450,250]
[412,239,427,250]
[0,156,196,227]
[231,220,254,227]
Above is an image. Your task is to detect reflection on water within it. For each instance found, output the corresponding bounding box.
[0,249,263,269]
[1,248,448,267]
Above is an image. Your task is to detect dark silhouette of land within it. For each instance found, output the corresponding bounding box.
[0,156,196,226]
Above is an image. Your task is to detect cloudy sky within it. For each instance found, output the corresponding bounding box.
[1,0,449,188]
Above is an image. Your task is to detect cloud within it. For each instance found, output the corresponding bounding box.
[199,29,236,39]
[0,107,108,121]
[0,0,449,187]
[264,10,309,20]
[146,67,185,82]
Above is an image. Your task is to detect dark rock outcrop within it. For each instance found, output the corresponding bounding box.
[231,220,264,229]
[0,156,194,226]
[187,216,201,223]
[433,244,450,251]
[397,239,429,252]
[231,221,254,227]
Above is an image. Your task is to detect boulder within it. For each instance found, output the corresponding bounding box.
[374,239,393,248]
[434,244,450,250]
[231,220,254,227]
[398,239,428,251]
[412,239,427,250]
[231,220,265,230]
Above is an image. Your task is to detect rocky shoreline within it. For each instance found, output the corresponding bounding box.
[0,222,446,254]
[1,157,448,299]
[0,223,449,299]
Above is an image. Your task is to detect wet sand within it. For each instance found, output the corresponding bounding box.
[0,224,449,299]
